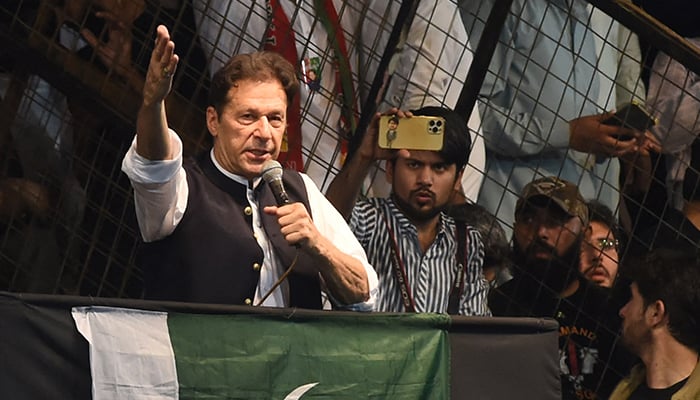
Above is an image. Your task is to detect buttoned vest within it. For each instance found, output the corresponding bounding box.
[140,153,322,308]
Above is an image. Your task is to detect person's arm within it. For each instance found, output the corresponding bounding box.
[136,25,179,161]
[388,0,468,110]
[324,114,379,219]
[460,227,491,316]
[615,26,646,108]
[326,109,407,219]
[120,25,187,242]
[477,0,642,159]
[263,180,378,307]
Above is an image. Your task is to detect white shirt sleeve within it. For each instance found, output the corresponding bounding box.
[121,130,189,242]
[301,174,378,311]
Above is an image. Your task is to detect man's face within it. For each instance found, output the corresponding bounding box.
[388,120,398,130]
[580,221,619,288]
[387,150,461,223]
[512,200,584,291]
[619,283,653,355]
[206,79,287,179]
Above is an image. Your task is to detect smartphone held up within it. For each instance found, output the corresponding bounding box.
[378,115,446,150]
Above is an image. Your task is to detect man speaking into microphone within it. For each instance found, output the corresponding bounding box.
[121,25,377,310]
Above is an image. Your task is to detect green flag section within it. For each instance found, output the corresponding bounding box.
[73,307,452,399]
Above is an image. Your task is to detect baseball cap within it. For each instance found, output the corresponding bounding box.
[516,176,589,225]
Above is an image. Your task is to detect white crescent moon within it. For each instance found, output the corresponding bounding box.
[283,382,319,400]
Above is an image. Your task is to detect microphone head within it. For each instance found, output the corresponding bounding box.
[261,159,283,183]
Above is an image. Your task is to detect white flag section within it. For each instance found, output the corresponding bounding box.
[72,306,178,400]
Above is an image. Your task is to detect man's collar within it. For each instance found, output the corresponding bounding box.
[210,149,262,189]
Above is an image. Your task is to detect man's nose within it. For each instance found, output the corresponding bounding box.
[536,221,552,241]
[253,116,273,139]
[416,166,433,185]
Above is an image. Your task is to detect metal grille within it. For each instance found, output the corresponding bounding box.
[1,0,698,341]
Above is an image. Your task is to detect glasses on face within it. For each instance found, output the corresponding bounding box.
[593,238,618,252]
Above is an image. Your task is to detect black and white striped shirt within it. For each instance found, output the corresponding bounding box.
[350,198,491,316]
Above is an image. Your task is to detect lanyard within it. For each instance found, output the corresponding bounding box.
[381,213,416,312]
[381,213,468,314]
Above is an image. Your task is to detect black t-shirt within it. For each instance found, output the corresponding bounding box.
[629,377,688,400]
[489,277,637,400]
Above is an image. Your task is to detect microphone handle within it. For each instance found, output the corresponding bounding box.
[276,189,291,205]
[268,178,291,206]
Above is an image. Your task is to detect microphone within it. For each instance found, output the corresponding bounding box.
[256,159,299,307]
[261,160,291,206]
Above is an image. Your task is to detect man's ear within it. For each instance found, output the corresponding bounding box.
[206,106,219,138]
[647,299,667,327]
[453,168,465,192]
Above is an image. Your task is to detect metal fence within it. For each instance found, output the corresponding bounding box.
[1,0,698,314]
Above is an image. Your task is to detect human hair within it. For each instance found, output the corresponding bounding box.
[587,200,624,251]
[411,106,472,172]
[624,246,700,352]
[208,51,299,114]
[389,115,399,125]
[451,202,511,276]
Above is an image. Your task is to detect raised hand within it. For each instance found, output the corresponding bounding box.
[142,25,179,107]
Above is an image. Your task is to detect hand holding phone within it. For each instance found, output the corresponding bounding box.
[377,115,445,150]
[602,101,658,139]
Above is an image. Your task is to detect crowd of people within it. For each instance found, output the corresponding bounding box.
[3,0,700,399]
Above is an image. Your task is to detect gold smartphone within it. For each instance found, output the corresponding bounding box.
[378,115,445,150]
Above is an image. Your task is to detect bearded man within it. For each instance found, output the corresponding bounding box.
[488,176,635,399]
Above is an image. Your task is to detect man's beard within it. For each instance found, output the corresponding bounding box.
[511,235,583,294]
[391,191,445,223]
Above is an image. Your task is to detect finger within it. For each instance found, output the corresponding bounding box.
[610,138,639,157]
[262,205,279,215]
[615,126,642,140]
[382,107,399,116]
[80,29,99,49]
[598,110,617,121]
[642,139,661,154]
[644,131,661,147]
[94,11,116,23]
[395,109,411,119]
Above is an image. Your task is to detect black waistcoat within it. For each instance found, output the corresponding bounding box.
[140,153,322,308]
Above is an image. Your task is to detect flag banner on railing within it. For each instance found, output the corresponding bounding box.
[72,306,451,400]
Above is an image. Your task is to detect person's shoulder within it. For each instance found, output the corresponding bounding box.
[488,278,522,316]
[350,196,388,216]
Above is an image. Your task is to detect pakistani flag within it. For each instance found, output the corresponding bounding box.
[72,306,451,399]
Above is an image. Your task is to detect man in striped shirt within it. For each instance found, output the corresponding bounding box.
[326,107,490,316]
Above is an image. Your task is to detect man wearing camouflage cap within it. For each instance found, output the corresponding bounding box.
[489,176,634,400]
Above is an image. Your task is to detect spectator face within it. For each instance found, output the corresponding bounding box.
[514,203,583,263]
[580,221,619,288]
[619,283,652,355]
[512,202,584,291]
[206,79,287,179]
[387,150,460,222]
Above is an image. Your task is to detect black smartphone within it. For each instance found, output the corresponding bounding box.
[602,101,657,139]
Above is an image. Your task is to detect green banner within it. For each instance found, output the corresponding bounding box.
[169,312,451,399]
